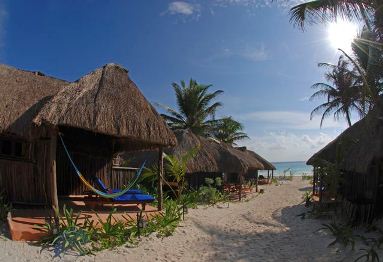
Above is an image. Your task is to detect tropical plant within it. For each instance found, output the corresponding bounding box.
[320,222,356,250]
[302,191,313,207]
[163,148,198,197]
[310,55,363,127]
[211,116,249,145]
[159,79,223,136]
[92,209,135,250]
[0,192,10,224]
[355,236,383,262]
[143,199,183,237]
[39,206,93,255]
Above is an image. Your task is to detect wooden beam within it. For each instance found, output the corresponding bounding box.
[319,170,323,203]
[157,147,164,211]
[312,167,316,195]
[271,170,274,180]
[49,129,59,212]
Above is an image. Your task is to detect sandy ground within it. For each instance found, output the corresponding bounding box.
[0,178,379,261]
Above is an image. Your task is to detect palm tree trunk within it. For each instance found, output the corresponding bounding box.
[346,111,352,127]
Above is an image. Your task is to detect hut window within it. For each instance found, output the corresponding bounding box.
[0,138,29,159]
[0,140,12,155]
[14,142,23,157]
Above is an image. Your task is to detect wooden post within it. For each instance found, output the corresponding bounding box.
[267,170,270,181]
[319,171,323,203]
[271,170,274,180]
[255,170,259,193]
[238,173,242,201]
[312,167,316,195]
[157,147,164,211]
[49,129,59,224]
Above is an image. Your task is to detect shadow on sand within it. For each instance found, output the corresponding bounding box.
[189,185,358,262]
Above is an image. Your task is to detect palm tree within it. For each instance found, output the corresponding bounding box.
[289,1,376,31]
[160,79,223,136]
[212,117,249,145]
[310,55,363,127]
[289,1,383,107]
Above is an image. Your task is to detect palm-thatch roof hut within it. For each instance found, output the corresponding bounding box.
[0,63,176,210]
[0,64,69,138]
[123,129,264,189]
[235,146,276,180]
[306,105,383,223]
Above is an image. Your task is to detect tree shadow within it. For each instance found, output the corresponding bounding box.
[190,203,359,261]
[298,186,312,192]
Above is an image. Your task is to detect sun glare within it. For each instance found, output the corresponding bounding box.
[327,21,358,52]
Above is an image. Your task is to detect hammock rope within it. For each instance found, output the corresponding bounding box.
[58,134,145,199]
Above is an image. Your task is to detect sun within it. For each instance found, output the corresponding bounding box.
[327,21,358,52]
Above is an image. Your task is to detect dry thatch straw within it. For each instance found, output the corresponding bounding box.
[0,64,69,139]
[123,129,264,173]
[236,147,276,170]
[307,105,383,174]
[34,63,176,147]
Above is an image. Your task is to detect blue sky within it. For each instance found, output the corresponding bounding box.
[0,0,355,162]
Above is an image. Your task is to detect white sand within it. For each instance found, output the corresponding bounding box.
[0,178,376,261]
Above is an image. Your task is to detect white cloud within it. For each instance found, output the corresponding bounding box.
[239,110,348,130]
[240,45,268,61]
[164,1,201,20]
[204,44,269,64]
[239,131,336,162]
[168,1,196,15]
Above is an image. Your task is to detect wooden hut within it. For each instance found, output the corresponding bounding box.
[0,63,176,211]
[307,104,383,223]
[235,147,276,182]
[123,129,264,190]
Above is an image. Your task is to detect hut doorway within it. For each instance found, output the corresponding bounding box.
[56,127,114,197]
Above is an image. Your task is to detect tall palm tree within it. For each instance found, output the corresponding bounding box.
[289,1,376,31]
[310,55,363,127]
[212,117,249,145]
[160,79,223,136]
[289,1,383,107]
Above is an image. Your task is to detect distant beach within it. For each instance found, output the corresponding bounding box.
[260,161,313,177]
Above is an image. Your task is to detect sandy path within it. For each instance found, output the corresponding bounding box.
[0,178,365,261]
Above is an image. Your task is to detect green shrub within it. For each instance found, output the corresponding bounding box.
[92,209,135,250]
[39,205,93,255]
[320,222,356,250]
[0,192,10,224]
[143,199,183,237]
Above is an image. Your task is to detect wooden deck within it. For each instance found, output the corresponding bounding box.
[7,198,161,241]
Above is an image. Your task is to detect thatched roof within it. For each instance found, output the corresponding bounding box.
[34,63,176,147]
[123,129,264,173]
[0,64,68,139]
[236,147,276,170]
[307,106,383,174]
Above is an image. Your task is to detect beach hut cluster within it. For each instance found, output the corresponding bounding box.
[307,102,383,224]
[0,63,274,237]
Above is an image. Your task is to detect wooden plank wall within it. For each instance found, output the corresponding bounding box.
[0,138,51,204]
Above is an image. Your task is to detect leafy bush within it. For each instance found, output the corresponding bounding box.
[92,209,135,251]
[39,205,93,255]
[320,222,356,250]
[302,191,313,207]
[0,192,11,224]
[142,199,183,237]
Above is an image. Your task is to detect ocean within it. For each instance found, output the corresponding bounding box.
[259,161,313,177]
